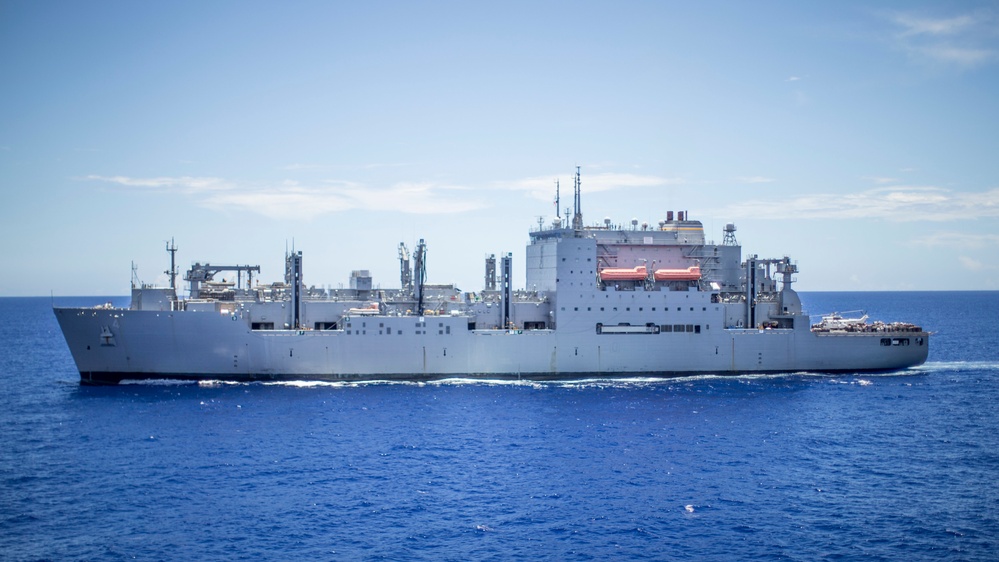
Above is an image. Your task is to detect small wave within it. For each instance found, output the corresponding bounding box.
[119,379,200,387]
[917,361,999,373]
[109,367,947,389]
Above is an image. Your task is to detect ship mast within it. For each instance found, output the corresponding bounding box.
[164,238,178,290]
[398,242,412,291]
[555,179,560,221]
[571,166,583,229]
[414,239,427,315]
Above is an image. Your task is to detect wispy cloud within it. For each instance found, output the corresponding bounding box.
[735,176,774,184]
[893,13,975,36]
[864,176,899,185]
[90,172,684,220]
[280,162,413,172]
[281,163,330,171]
[711,186,999,221]
[916,232,999,247]
[85,175,483,220]
[958,256,990,271]
[502,172,684,202]
[85,174,231,192]
[885,10,999,68]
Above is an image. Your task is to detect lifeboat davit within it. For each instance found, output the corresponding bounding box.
[653,266,701,281]
[598,265,647,281]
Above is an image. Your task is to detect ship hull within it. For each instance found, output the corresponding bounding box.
[55,307,929,385]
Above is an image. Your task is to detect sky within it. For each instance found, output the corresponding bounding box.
[2,1,998,296]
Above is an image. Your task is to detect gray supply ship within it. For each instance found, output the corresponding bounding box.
[55,170,928,384]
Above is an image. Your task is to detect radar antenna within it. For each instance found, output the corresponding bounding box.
[723,223,738,246]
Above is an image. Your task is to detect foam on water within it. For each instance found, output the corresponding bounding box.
[919,360,999,373]
[108,368,936,391]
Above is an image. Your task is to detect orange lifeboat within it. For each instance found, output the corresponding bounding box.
[598,265,647,281]
[653,266,701,281]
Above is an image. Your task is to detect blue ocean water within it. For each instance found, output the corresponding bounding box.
[1,292,997,561]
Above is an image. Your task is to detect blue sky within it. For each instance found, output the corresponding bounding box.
[2,1,998,296]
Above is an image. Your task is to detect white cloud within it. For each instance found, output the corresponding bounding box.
[892,13,975,36]
[864,176,899,184]
[916,232,999,247]
[281,163,329,171]
[85,175,483,220]
[885,10,999,68]
[919,44,995,66]
[501,172,684,202]
[86,174,231,192]
[735,176,774,184]
[710,186,999,221]
[281,162,413,172]
[958,256,986,271]
[85,170,684,220]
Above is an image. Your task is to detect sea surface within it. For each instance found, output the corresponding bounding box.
[1,292,997,561]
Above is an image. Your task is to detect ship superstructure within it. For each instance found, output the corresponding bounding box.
[55,170,928,384]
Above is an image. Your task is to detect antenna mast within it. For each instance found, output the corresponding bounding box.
[572,165,583,229]
[414,239,427,315]
[555,179,560,221]
[164,238,178,290]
